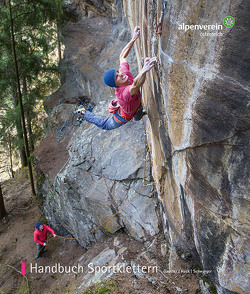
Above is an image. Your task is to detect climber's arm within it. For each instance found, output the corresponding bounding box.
[120,26,140,64]
[129,57,157,96]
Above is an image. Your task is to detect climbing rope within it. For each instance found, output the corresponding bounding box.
[55,115,75,142]
[55,112,87,142]
[0,264,30,294]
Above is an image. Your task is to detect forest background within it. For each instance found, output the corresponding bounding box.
[0,0,64,212]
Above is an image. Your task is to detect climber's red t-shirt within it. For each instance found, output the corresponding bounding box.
[115,62,141,117]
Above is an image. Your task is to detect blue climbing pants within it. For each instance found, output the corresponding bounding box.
[85,106,143,130]
[36,243,44,255]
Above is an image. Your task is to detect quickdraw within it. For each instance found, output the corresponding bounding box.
[156,0,168,35]
[156,24,162,35]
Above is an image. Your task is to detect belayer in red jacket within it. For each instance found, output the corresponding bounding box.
[34,222,56,259]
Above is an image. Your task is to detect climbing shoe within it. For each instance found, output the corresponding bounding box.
[74,105,86,115]
[76,116,85,125]
[74,105,86,126]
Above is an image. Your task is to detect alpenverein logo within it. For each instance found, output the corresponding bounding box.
[223,16,235,28]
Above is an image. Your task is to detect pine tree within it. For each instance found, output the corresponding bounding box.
[0,184,7,219]
[8,0,36,194]
[0,0,60,182]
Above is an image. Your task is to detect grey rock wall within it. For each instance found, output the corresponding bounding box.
[122,0,249,293]
[41,103,159,248]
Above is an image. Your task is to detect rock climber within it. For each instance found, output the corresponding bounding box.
[79,26,157,130]
[34,222,56,259]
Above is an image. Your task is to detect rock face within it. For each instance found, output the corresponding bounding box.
[41,103,159,248]
[122,0,249,293]
[36,1,250,294]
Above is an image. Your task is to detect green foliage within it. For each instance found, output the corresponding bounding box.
[0,0,62,178]
[84,280,119,294]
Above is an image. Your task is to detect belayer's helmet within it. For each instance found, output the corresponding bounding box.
[36,222,42,230]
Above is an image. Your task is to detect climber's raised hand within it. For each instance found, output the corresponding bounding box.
[120,26,140,63]
[142,57,157,73]
[132,26,140,41]
[129,56,157,96]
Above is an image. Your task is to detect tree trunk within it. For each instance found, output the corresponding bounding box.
[56,0,62,62]
[8,134,15,178]
[57,23,62,62]
[18,128,28,166]
[0,184,7,219]
[23,76,34,153]
[9,0,36,195]
[12,91,28,167]
[27,110,34,153]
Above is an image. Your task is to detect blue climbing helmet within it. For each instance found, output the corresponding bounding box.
[36,222,42,230]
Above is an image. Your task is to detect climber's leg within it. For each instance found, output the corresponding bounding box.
[85,110,128,130]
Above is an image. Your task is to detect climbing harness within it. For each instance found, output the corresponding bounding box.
[156,0,168,35]
[108,99,120,113]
